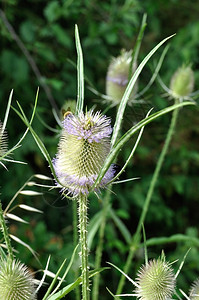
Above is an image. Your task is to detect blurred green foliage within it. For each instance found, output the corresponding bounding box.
[1,0,199,299]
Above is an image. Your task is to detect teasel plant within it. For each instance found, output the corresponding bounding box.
[92,14,171,300]
[108,253,176,299]
[0,187,40,299]
[108,228,192,300]
[0,90,45,299]
[89,14,170,115]
[0,89,34,169]
[179,277,199,300]
[12,24,195,300]
[188,278,199,300]
[116,63,198,296]
[108,249,191,300]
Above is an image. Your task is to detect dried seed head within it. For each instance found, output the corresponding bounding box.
[170,65,194,99]
[0,259,37,300]
[134,257,176,300]
[53,110,115,196]
[106,50,137,103]
[189,278,199,300]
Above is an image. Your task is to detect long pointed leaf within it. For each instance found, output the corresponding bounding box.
[109,208,131,245]
[75,24,84,114]
[111,34,175,147]
[2,89,13,134]
[12,103,75,201]
[45,245,79,299]
[42,259,67,300]
[47,267,109,300]
[93,101,195,189]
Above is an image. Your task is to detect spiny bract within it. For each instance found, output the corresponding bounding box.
[0,259,37,300]
[134,257,176,300]
[189,278,199,300]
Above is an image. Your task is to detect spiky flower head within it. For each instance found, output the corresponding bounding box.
[170,65,194,99]
[0,259,37,300]
[134,256,176,300]
[0,119,8,158]
[106,49,137,103]
[53,110,115,196]
[189,278,199,300]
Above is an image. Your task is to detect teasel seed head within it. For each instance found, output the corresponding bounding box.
[0,258,37,300]
[170,65,194,99]
[53,110,115,196]
[134,256,176,300]
[189,278,199,300]
[106,49,137,103]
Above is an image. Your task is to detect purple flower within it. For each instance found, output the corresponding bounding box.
[53,110,115,196]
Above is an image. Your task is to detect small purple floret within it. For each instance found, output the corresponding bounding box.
[63,111,112,143]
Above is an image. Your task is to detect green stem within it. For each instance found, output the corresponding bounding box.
[92,189,111,300]
[78,194,90,300]
[73,200,81,300]
[0,200,14,260]
[116,101,180,294]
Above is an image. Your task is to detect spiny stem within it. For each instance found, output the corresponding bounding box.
[116,102,180,294]
[0,200,14,260]
[78,194,90,300]
[73,200,81,300]
[92,189,111,300]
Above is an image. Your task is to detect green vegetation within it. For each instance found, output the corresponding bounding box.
[1,1,199,299]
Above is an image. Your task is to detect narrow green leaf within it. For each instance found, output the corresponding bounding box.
[12,102,75,201]
[35,256,51,295]
[0,246,8,260]
[108,109,151,184]
[106,287,121,299]
[137,44,170,97]
[46,245,79,299]
[75,24,84,114]
[129,13,147,80]
[109,208,131,245]
[2,89,13,134]
[93,101,195,189]
[1,89,39,162]
[42,258,67,300]
[175,248,191,279]
[107,262,138,287]
[142,224,148,265]
[47,267,109,300]
[111,34,175,147]
[142,234,199,247]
